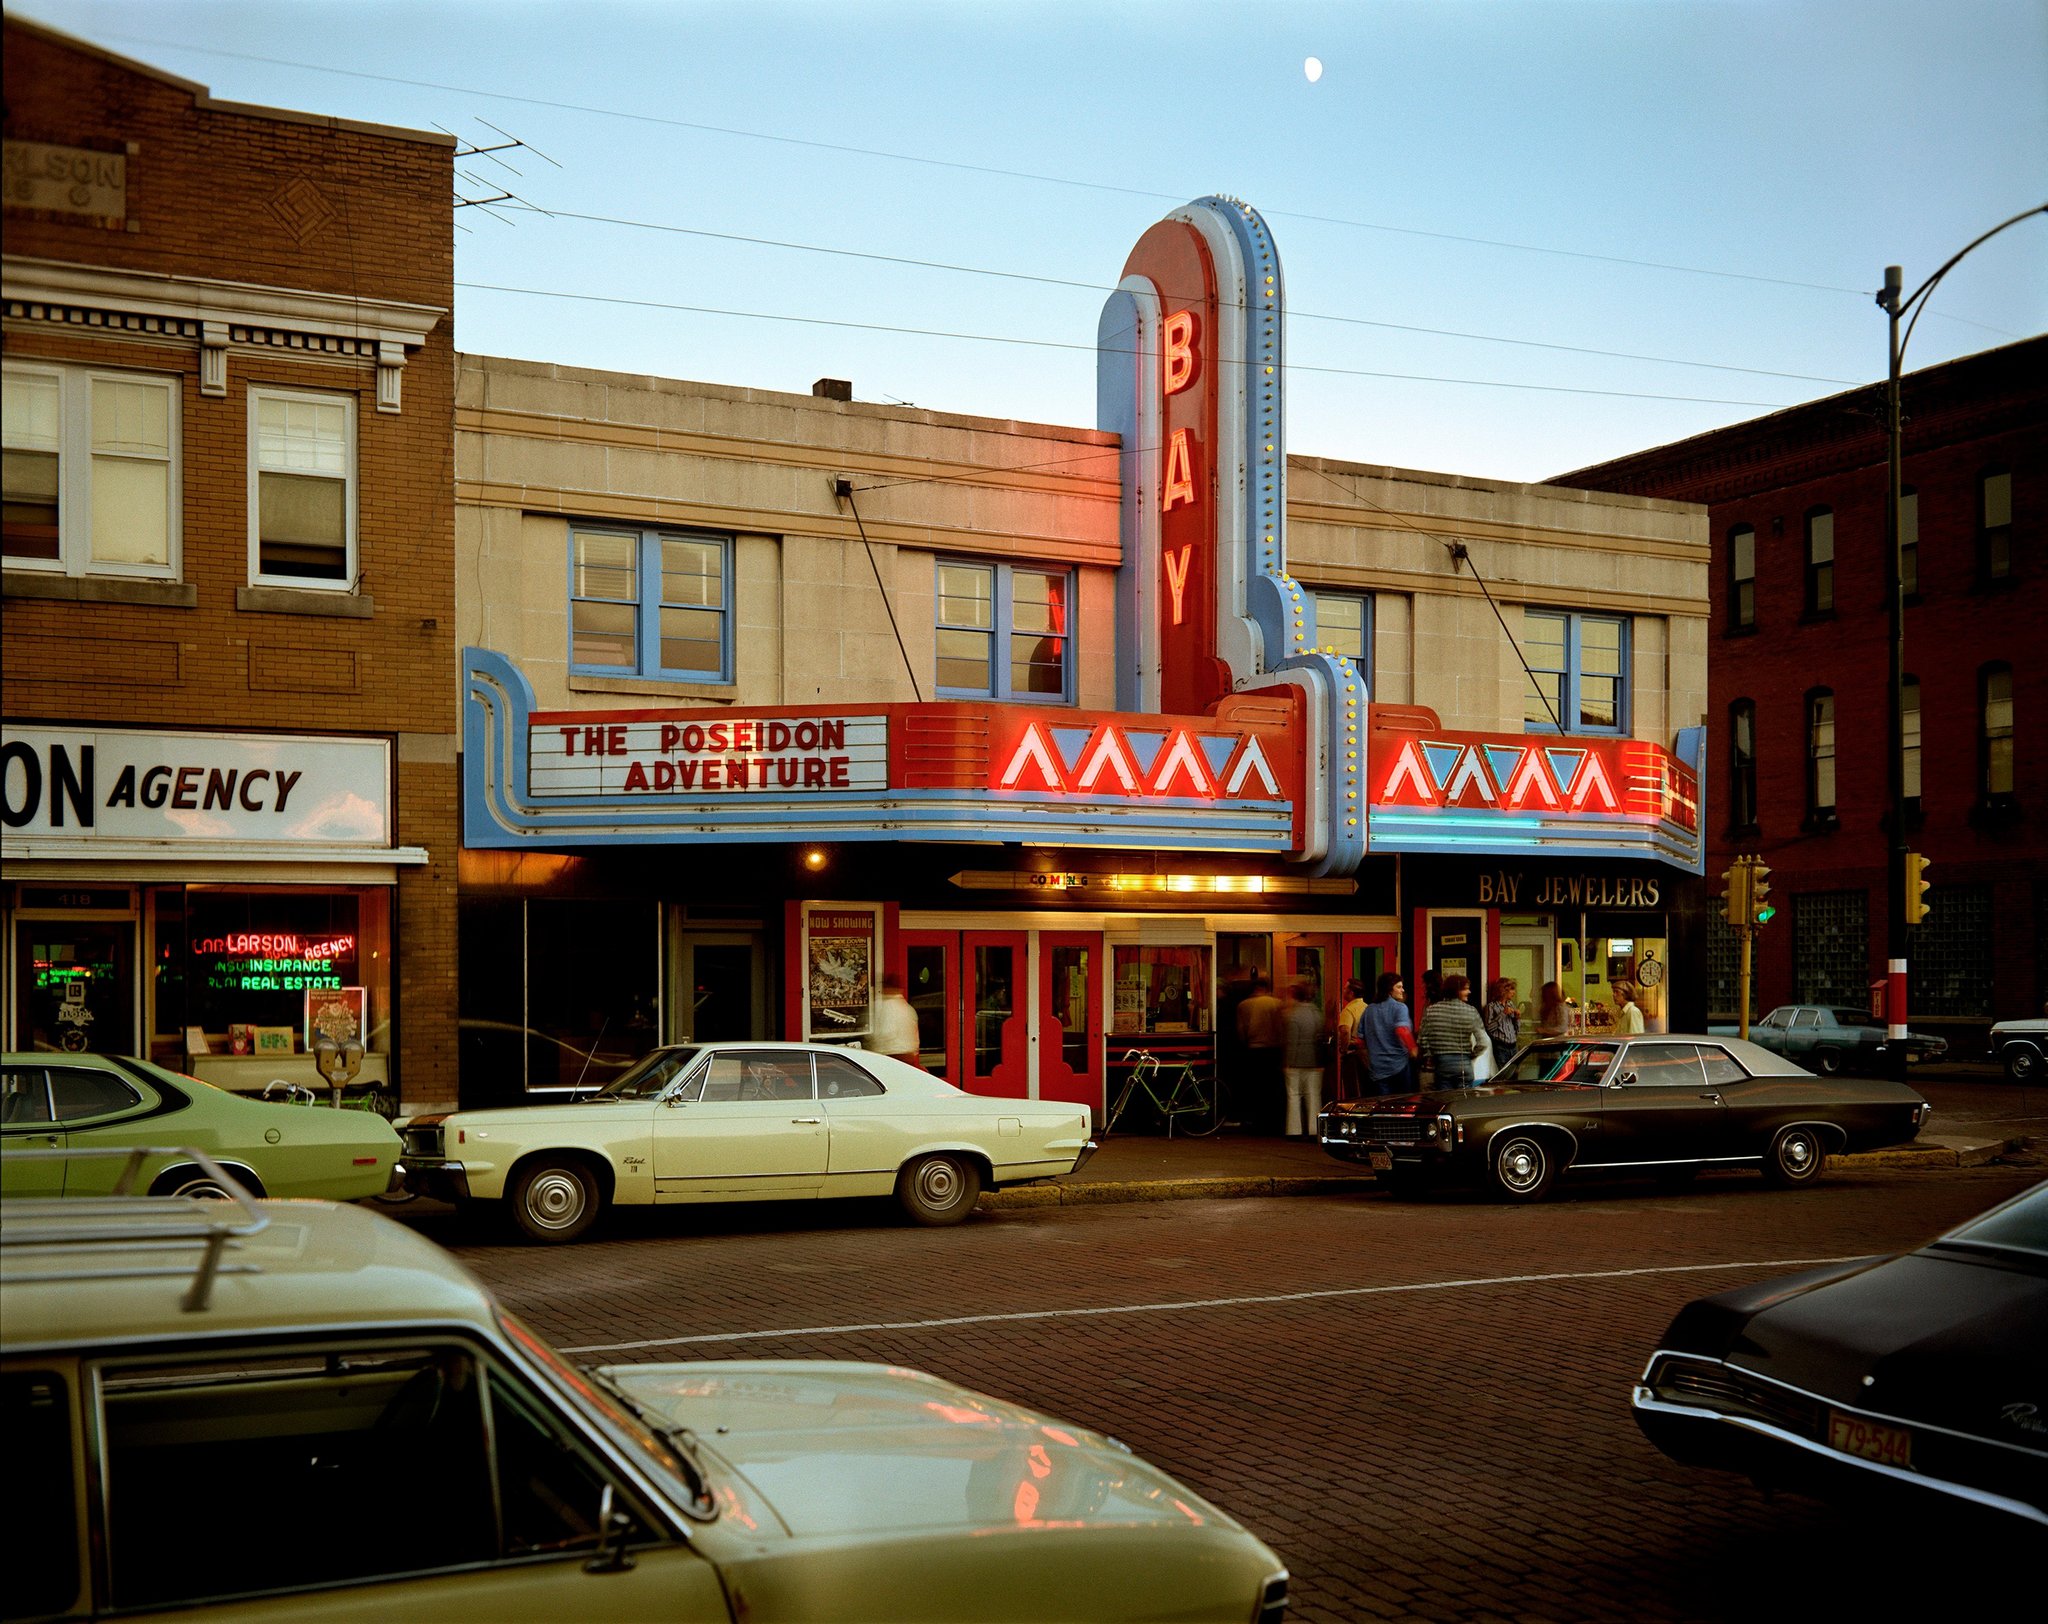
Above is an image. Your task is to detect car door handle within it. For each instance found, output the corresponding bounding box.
[1698,1092,1722,1103]
[791,1117,822,1125]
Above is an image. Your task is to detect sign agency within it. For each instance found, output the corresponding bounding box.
[0,725,393,848]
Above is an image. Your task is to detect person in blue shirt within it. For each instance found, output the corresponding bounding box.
[1359,972,1418,1095]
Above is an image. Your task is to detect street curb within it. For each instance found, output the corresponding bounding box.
[982,1173,1380,1210]
[1836,1137,2013,1171]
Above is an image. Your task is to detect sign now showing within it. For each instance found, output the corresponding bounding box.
[0,725,393,847]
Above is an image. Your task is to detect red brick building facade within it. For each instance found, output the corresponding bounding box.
[2,19,459,1107]
[1565,337,2046,1048]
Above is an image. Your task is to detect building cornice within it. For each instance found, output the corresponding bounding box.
[3,255,446,412]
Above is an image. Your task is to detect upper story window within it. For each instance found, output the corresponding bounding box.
[935,560,1071,701]
[3,362,179,579]
[569,527,730,682]
[249,387,353,588]
[1803,507,1834,616]
[1805,688,1837,827]
[1312,590,1371,671]
[1980,662,2014,800]
[1726,524,1755,631]
[1729,698,1757,832]
[1522,609,1627,735]
[1899,487,1919,598]
[1902,675,1921,802]
[1978,469,2012,583]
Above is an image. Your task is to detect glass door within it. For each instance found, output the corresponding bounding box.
[668,926,765,1044]
[902,930,959,1080]
[14,918,134,1055]
[962,930,1028,1098]
[1036,931,1102,1116]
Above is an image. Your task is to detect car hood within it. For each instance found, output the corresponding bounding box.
[602,1361,1242,1542]
[1728,1251,2048,1439]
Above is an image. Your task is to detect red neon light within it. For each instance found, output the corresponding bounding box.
[1162,308,1200,395]
[1161,428,1196,512]
[1163,544,1192,624]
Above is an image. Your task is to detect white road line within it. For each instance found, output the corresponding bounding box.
[559,1253,1870,1354]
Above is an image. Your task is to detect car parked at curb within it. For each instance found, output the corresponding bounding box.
[0,1174,1290,1622]
[401,1042,1096,1241]
[1,1052,399,1202]
[1317,1035,1930,1201]
[1989,1014,2047,1083]
[1632,1179,2048,1532]
[1707,1005,1948,1075]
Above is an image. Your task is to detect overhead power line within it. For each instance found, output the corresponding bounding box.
[456,279,1791,409]
[102,30,1884,299]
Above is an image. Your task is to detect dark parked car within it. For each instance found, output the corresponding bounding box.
[1317,1035,1930,1201]
[1707,1005,1948,1075]
[1632,1180,2048,1532]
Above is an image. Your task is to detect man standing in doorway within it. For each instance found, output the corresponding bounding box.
[867,972,922,1067]
[1236,973,1284,1135]
[1281,980,1324,1139]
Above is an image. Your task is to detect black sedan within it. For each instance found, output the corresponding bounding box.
[1318,1035,1930,1201]
[1632,1180,2048,1533]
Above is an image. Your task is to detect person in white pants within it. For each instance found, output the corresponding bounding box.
[1281,980,1325,1139]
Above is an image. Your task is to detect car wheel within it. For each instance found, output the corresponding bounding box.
[151,1164,266,1201]
[1761,1126,1826,1188]
[507,1157,601,1244]
[1812,1049,1841,1076]
[1491,1134,1556,1202]
[2007,1045,2043,1084]
[897,1153,982,1226]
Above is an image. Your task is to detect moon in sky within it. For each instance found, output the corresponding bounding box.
[1304,56,1323,83]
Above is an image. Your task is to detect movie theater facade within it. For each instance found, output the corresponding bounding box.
[453,198,1708,1114]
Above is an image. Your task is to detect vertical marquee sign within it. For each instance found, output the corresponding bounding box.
[1098,197,1366,875]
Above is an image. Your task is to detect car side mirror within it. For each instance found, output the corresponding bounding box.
[584,1484,637,1573]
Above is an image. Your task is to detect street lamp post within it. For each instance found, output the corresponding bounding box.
[1873,204,2046,1081]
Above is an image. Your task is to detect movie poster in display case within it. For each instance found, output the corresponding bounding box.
[807,909,876,1039]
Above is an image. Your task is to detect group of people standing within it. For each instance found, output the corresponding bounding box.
[1224,967,1587,1134]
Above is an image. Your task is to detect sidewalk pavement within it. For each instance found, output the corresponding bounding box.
[982,1125,2028,1211]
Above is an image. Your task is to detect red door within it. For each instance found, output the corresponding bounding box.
[962,931,1029,1098]
[1341,932,1400,994]
[1037,931,1103,1116]
[901,931,960,1083]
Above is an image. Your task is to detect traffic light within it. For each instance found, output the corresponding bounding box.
[1905,851,1931,925]
[1750,859,1774,925]
[1721,861,1751,927]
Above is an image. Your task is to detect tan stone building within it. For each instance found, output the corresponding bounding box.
[2,19,458,1109]
[454,202,1707,1119]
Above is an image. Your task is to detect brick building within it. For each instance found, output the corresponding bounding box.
[2,19,459,1109]
[1564,336,2046,1049]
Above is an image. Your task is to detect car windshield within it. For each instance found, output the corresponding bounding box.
[589,1048,701,1100]
[1935,1182,2048,1260]
[1493,1041,1619,1086]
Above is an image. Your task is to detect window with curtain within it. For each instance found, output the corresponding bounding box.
[1978,469,2012,582]
[1312,590,1370,669]
[1806,689,1836,825]
[1981,662,2014,799]
[935,559,1071,701]
[4,362,178,577]
[1899,488,1919,598]
[1804,507,1834,615]
[250,387,351,586]
[1902,676,1921,802]
[1727,524,1755,630]
[568,527,730,681]
[1729,699,1757,831]
[1522,610,1627,734]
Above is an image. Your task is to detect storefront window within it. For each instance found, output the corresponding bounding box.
[152,887,390,1062]
[528,898,659,1089]
[1111,945,1213,1037]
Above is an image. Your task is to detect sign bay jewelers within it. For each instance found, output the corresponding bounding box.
[1,725,394,847]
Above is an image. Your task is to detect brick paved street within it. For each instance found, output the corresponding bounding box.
[404,1161,2042,1622]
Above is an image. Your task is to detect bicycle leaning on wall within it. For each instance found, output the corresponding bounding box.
[1104,1048,1220,1138]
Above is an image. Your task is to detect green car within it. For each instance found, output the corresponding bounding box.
[1,1053,399,1201]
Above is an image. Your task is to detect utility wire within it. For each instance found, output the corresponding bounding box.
[456,280,1791,409]
[99,31,1888,299]
[836,480,924,703]
[491,204,1861,387]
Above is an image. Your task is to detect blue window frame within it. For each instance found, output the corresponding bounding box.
[1522,609,1627,735]
[1311,590,1371,674]
[569,526,730,682]
[935,559,1072,701]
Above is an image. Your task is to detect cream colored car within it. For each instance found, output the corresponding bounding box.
[2,1188,1289,1621]
[402,1043,1096,1242]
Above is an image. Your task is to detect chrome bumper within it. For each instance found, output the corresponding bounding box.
[1070,1139,1100,1175]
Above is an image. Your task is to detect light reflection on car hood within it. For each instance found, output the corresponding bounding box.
[603,1361,1235,1541]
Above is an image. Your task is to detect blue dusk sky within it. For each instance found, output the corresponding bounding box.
[12,0,2046,483]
